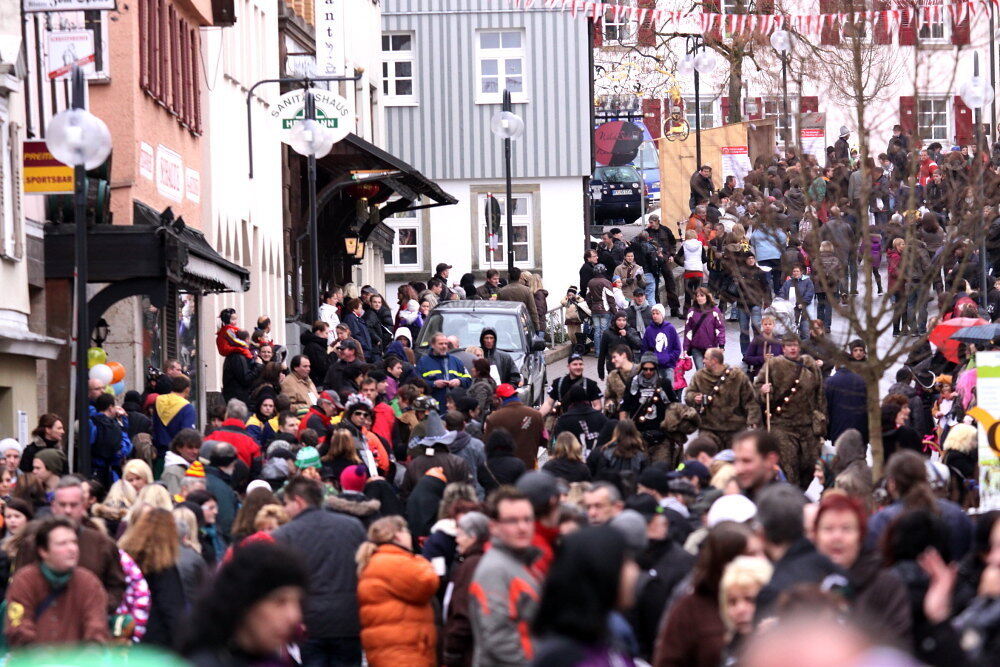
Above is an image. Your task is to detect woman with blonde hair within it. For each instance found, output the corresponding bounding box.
[526,271,549,319]
[117,483,174,538]
[94,459,153,534]
[356,515,439,666]
[719,556,773,664]
[542,432,591,483]
[172,505,206,605]
[119,507,185,646]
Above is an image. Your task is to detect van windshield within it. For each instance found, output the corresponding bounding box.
[416,312,524,352]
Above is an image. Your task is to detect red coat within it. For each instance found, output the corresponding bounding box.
[206,419,261,468]
[370,403,395,445]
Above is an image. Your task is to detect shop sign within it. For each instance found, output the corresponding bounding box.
[185,168,200,204]
[272,88,353,145]
[46,30,95,79]
[156,145,184,203]
[23,140,73,194]
[24,0,117,12]
[139,142,154,180]
[314,0,344,76]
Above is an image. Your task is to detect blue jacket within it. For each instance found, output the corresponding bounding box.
[750,226,787,262]
[152,393,197,454]
[88,405,132,472]
[416,351,471,411]
[778,276,815,306]
[824,367,868,443]
[641,321,681,369]
[345,311,374,361]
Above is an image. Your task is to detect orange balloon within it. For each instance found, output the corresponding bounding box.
[107,361,126,384]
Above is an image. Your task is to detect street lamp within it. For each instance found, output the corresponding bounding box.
[770,29,792,149]
[491,89,524,275]
[288,89,335,323]
[682,37,716,169]
[959,52,995,310]
[91,318,110,347]
[45,65,112,477]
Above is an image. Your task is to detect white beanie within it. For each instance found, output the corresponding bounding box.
[707,494,757,527]
[651,304,666,317]
[0,438,21,456]
[246,479,272,495]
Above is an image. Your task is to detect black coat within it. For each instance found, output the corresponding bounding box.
[755,537,842,620]
[541,457,592,483]
[552,404,609,454]
[141,566,186,647]
[631,540,695,659]
[477,455,526,493]
[824,368,868,443]
[597,324,642,379]
[221,353,257,406]
[406,475,446,539]
[300,330,330,388]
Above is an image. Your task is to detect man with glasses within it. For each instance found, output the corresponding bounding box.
[470,487,539,666]
[684,347,760,449]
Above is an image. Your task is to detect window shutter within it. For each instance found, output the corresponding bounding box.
[820,0,840,45]
[150,0,160,97]
[704,0,723,43]
[642,98,662,140]
[637,0,656,47]
[954,96,973,145]
[159,0,169,98]
[951,0,970,45]
[170,9,180,114]
[9,122,21,260]
[799,96,819,113]
[899,96,916,136]
[721,96,731,124]
[180,25,190,126]
[899,5,917,46]
[873,0,891,44]
[592,15,603,47]
[191,28,201,133]
[139,0,148,89]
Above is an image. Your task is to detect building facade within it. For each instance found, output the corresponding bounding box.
[382,0,591,310]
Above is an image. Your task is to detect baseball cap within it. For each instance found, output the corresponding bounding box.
[495,383,517,399]
[435,262,453,273]
[677,460,711,486]
[706,494,757,527]
[568,352,584,363]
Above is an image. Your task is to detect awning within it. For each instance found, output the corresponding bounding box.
[44,200,250,294]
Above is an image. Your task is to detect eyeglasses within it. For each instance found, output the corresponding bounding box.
[641,366,657,373]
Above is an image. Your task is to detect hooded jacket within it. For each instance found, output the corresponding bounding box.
[778,274,816,306]
[825,367,869,443]
[597,320,642,379]
[447,431,487,498]
[300,330,330,386]
[831,429,872,499]
[479,328,520,385]
[682,307,726,352]
[641,319,681,369]
[325,491,382,528]
[153,393,197,454]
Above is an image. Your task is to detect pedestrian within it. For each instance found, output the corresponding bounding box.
[443,511,490,667]
[597,311,642,380]
[682,287,726,369]
[586,264,617,358]
[685,348,761,448]
[718,556,774,665]
[641,305,682,393]
[416,333,471,413]
[477,429,527,494]
[356,515,439,666]
[552,384,610,456]
[542,432,592,483]
[497,267,542,331]
[680,229,707,313]
[732,254,773,355]
[587,419,648,480]
[22,413,65,475]
[280,355,318,414]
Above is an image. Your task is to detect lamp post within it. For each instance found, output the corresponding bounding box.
[288,90,335,324]
[679,38,716,170]
[490,90,524,274]
[45,65,112,477]
[770,30,792,150]
[959,52,995,310]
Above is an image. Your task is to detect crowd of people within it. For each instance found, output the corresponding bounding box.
[2,128,1000,666]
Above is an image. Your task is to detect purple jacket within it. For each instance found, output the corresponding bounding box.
[861,234,883,269]
[641,320,681,369]
[683,308,726,352]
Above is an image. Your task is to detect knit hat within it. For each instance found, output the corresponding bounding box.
[639,352,658,368]
[425,466,447,483]
[637,467,670,496]
[295,446,321,470]
[0,438,21,456]
[185,460,206,478]
[839,126,850,137]
[651,304,666,317]
[610,509,649,553]
[35,447,66,474]
[340,464,369,493]
[515,471,559,514]
[706,494,757,527]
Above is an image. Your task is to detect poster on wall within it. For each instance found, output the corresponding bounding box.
[799,112,827,161]
[46,30,96,80]
[720,146,751,187]
[970,351,1000,511]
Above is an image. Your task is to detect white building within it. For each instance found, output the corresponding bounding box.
[381,0,592,309]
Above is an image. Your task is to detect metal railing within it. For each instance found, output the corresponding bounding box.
[545,305,568,346]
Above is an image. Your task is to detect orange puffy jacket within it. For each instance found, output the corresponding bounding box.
[357,543,439,666]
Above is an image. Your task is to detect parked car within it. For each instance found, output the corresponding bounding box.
[591,165,649,225]
[414,300,547,406]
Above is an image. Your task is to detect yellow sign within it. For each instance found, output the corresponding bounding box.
[23,140,73,194]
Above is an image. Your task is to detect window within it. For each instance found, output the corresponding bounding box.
[476,30,526,103]
[918,4,948,41]
[384,210,422,271]
[139,0,201,134]
[721,0,743,14]
[918,98,949,141]
[479,193,532,268]
[684,98,716,130]
[603,1,635,44]
[764,98,798,134]
[381,32,415,104]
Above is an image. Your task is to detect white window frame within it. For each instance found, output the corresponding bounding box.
[603,1,636,45]
[381,31,416,106]
[477,193,533,269]
[683,98,716,130]
[918,4,949,43]
[384,210,423,271]
[475,29,528,104]
[763,97,799,135]
[917,97,950,142]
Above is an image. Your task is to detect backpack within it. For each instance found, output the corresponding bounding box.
[90,413,123,461]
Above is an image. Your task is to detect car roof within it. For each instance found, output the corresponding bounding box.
[432,300,528,314]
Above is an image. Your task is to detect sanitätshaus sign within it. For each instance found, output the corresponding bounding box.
[24,0,116,12]
[271,88,354,146]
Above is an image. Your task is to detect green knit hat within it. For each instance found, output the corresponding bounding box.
[295,446,321,470]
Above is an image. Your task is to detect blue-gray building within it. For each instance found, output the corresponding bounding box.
[381,0,591,306]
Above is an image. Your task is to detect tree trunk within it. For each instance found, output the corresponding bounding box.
[865,373,884,479]
[728,58,743,124]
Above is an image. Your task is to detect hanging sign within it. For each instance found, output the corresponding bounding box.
[971,351,1000,511]
[720,146,751,187]
[24,0,116,12]
[23,141,73,194]
[314,0,344,76]
[46,30,96,80]
[272,88,353,145]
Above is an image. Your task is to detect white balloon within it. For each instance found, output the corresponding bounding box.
[89,363,113,385]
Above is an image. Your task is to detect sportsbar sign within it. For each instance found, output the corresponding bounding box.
[24,0,117,12]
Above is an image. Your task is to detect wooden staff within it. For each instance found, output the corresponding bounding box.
[764,341,772,432]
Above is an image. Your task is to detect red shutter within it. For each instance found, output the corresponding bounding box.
[642,98,662,140]
[954,96,973,145]
[637,0,656,47]
[172,9,181,113]
[191,28,201,133]
[873,0,892,44]
[592,16,603,47]
[139,0,148,89]
[704,0,723,43]
[899,6,917,46]
[180,25,190,126]
[150,0,160,97]
[951,0,970,45]
[820,0,840,45]
[899,96,916,136]
[721,96,731,124]
[748,97,763,120]
[799,96,818,113]
[159,0,169,99]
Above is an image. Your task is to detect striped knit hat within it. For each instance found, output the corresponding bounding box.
[185,460,206,478]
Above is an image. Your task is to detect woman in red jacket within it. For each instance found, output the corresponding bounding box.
[356,515,439,666]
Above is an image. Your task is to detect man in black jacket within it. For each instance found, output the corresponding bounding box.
[221,332,258,406]
[552,385,609,455]
[580,249,600,294]
[480,327,520,385]
[273,477,366,665]
[300,321,330,387]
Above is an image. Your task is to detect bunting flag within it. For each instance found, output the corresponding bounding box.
[509,0,984,38]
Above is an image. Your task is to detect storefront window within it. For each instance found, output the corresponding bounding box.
[142,296,163,389]
[177,291,199,406]
[141,290,199,409]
